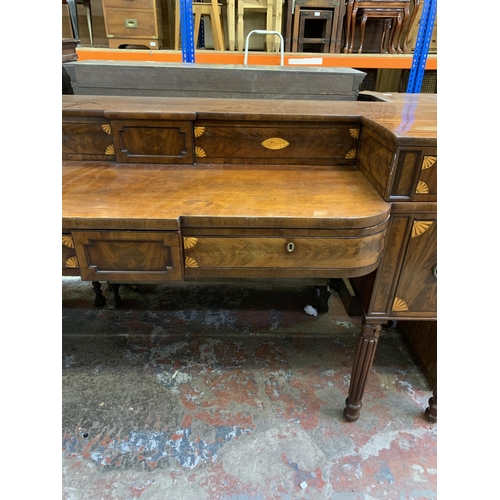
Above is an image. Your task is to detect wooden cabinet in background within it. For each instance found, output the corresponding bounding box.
[102,0,163,49]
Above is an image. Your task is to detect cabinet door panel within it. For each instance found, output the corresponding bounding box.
[392,220,437,314]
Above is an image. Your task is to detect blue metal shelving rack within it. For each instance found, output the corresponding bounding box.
[179,0,196,62]
[178,0,436,88]
[406,0,437,93]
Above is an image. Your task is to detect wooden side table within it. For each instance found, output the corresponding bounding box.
[343,0,410,54]
[359,7,404,53]
[295,8,334,53]
[285,0,345,53]
[102,0,163,50]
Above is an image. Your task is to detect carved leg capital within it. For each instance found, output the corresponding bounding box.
[344,320,382,422]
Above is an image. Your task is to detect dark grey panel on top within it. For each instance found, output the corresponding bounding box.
[63,61,367,101]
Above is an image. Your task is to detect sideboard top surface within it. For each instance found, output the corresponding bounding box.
[62,92,437,144]
[62,163,390,230]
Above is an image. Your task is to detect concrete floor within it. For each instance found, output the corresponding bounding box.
[62,277,437,500]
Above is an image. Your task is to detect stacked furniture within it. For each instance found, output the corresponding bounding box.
[174,0,226,51]
[237,0,283,51]
[343,0,416,54]
[63,0,94,46]
[102,0,163,49]
[62,89,437,423]
[285,0,346,53]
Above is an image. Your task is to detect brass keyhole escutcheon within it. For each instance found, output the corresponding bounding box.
[287,242,295,252]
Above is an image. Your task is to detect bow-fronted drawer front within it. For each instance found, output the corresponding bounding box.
[182,223,388,279]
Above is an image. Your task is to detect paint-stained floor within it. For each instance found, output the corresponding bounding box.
[62,278,437,500]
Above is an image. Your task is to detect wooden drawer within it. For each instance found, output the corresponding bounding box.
[182,225,387,279]
[193,121,360,165]
[104,9,159,38]
[111,119,193,163]
[104,0,154,9]
[71,231,183,282]
[62,118,115,161]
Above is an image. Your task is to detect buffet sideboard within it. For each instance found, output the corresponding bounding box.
[62,92,437,422]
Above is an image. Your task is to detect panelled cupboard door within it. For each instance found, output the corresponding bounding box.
[391,219,437,315]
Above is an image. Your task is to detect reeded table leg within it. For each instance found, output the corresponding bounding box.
[425,382,437,423]
[344,319,382,421]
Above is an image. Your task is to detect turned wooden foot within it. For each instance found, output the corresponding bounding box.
[108,283,121,307]
[315,285,330,313]
[92,281,106,307]
[344,320,382,421]
[425,382,437,423]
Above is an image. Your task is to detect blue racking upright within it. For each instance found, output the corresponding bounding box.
[406,0,437,93]
[180,0,196,62]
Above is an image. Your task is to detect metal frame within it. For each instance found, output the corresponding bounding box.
[180,0,196,62]
[244,30,284,66]
[406,0,437,93]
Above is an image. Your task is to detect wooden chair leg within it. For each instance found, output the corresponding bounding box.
[66,0,80,41]
[348,7,358,53]
[291,6,300,52]
[343,1,354,53]
[358,11,368,53]
[237,1,244,51]
[83,1,94,46]
[194,9,202,47]
[227,0,235,50]
[380,18,390,53]
[330,7,340,53]
[175,0,180,50]
[402,1,419,53]
[265,2,274,51]
[392,12,403,54]
[209,0,225,50]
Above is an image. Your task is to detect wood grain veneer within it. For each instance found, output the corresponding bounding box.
[62,91,437,423]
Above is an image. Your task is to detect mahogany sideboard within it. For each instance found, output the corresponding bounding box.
[62,92,437,422]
